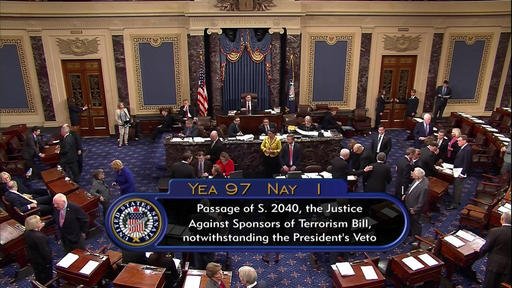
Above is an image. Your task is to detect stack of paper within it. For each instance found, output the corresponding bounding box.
[79,260,100,275]
[361,266,378,280]
[295,127,319,137]
[347,175,357,181]
[498,203,511,213]
[455,230,475,242]
[183,275,202,288]
[236,134,254,141]
[441,163,454,169]
[444,235,465,248]
[57,253,79,268]
[321,130,333,137]
[418,253,439,266]
[336,262,355,276]
[302,173,322,179]
[319,171,332,178]
[469,238,485,251]
[192,137,205,143]
[402,256,425,270]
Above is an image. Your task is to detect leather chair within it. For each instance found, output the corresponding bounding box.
[0,196,56,237]
[296,105,312,118]
[304,165,323,173]
[459,196,501,234]
[352,108,371,135]
[472,145,499,171]
[0,148,27,177]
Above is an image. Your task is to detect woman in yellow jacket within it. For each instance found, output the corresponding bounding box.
[260,129,282,178]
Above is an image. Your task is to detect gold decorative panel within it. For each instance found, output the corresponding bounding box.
[131,34,183,111]
[306,33,354,107]
[0,36,35,114]
[383,34,421,52]
[56,37,99,56]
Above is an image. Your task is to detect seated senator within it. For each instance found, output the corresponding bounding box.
[298,116,319,131]
[4,180,52,216]
[227,117,243,137]
[215,152,235,177]
[179,118,199,138]
[258,118,277,135]
[320,109,343,132]
[152,107,176,142]
[241,94,257,112]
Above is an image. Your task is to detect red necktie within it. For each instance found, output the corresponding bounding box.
[219,282,226,288]
[289,144,293,166]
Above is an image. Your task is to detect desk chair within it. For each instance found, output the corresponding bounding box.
[228,170,243,179]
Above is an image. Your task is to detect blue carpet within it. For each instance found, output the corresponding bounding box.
[0,130,489,287]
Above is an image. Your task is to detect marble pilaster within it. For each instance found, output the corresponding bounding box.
[356,33,372,109]
[112,35,129,106]
[424,33,444,113]
[485,32,510,111]
[30,36,55,121]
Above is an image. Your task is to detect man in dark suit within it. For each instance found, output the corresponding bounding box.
[191,151,213,178]
[350,144,374,175]
[403,167,429,237]
[241,94,257,113]
[320,109,343,132]
[406,88,419,118]
[258,118,277,135]
[433,80,452,122]
[179,99,197,121]
[4,180,52,216]
[395,147,415,199]
[152,108,176,142]
[370,126,392,158]
[21,126,45,171]
[479,211,511,288]
[24,215,53,285]
[0,171,48,198]
[207,130,224,164]
[227,117,243,137]
[65,124,84,176]
[448,135,472,210]
[279,134,302,174]
[52,193,88,252]
[298,116,319,132]
[179,118,199,138]
[374,90,387,128]
[57,124,80,182]
[169,151,195,179]
[364,152,392,192]
[331,149,350,181]
[418,142,438,177]
[413,113,434,148]
[434,129,449,162]
[67,101,88,127]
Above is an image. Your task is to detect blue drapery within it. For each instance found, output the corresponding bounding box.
[220,29,272,111]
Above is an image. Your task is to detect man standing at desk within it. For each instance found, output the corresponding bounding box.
[53,193,88,252]
[403,167,428,238]
[24,215,53,285]
[280,134,302,174]
[479,211,511,288]
[207,131,224,164]
[227,117,243,137]
[448,135,471,210]
[413,113,434,148]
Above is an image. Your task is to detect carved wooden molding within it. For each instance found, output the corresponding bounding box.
[56,37,99,56]
[215,0,275,11]
[383,34,421,52]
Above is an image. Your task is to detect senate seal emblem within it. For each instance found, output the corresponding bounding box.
[110,198,163,247]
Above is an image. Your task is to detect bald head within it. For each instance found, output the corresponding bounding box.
[53,193,67,210]
[210,130,218,141]
[340,148,350,159]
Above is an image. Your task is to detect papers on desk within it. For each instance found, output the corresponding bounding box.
[193,137,206,143]
[441,163,454,169]
[486,127,499,132]
[413,117,423,122]
[455,229,475,242]
[295,127,319,137]
[498,203,511,213]
[418,253,439,266]
[319,171,332,178]
[236,134,254,141]
[469,238,485,251]
[402,256,425,271]
[499,137,511,142]
[302,173,322,179]
[79,260,100,275]
[183,275,202,288]
[335,262,355,276]
[321,130,333,137]
[347,175,357,181]
[453,168,463,178]
[380,207,398,218]
[57,252,79,268]
[444,235,465,248]
[361,265,378,280]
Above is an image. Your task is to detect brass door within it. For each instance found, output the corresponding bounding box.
[62,59,109,136]
[379,55,417,128]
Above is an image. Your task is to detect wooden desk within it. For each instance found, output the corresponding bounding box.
[0,219,27,268]
[41,145,59,166]
[46,178,79,196]
[440,230,483,279]
[489,200,511,228]
[182,269,233,288]
[113,263,165,288]
[41,167,65,184]
[428,177,450,213]
[0,207,11,223]
[389,249,444,287]
[56,249,110,287]
[332,259,385,288]
[215,113,284,135]
[67,189,100,231]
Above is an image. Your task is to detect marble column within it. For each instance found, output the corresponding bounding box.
[30,36,55,121]
[424,33,444,113]
[356,33,372,109]
[485,32,510,111]
[188,35,205,107]
[112,35,129,106]
[285,33,301,110]
[270,33,281,108]
[500,63,511,108]
[208,32,222,115]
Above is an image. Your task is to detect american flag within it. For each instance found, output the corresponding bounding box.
[128,211,145,234]
[197,66,208,116]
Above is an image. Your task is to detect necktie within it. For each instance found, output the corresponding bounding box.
[425,124,429,135]
[377,135,383,152]
[438,138,442,147]
[59,209,65,227]
[199,161,203,176]
[186,106,190,117]
[265,125,269,133]
[219,281,226,288]
[442,87,446,95]
[289,144,293,166]
[248,101,251,111]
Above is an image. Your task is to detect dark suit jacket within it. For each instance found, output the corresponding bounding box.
[22,133,42,160]
[68,103,83,126]
[395,156,413,196]
[59,133,78,164]
[404,177,429,213]
[413,122,434,147]
[258,122,277,135]
[435,85,452,103]
[179,105,197,119]
[227,123,242,137]
[364,162,392,192]
[191,159,213,178]
[169,161,195,179]
[331,157,349,181]
[279,142,302,169]
[298,123,319,132]
[54,202,88,248]
[479,225,511,273]
[182,125,199,137]
[5,190,33,213]
[406,96,419,117]
[208,139,224,164]
[24,230,52,268]
[370,133,392,156]
[241,99,257,111]
[453,144,472,176]
[320,113,341,130]
[418,147,437,177]
[436,137,449,162]
[161,114,176,130]
[376,96,386,114]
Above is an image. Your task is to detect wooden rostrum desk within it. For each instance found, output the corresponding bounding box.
[331,259,385,288]
[56,248,110,287]
[113,262,166,288]
[389,249,444,287]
